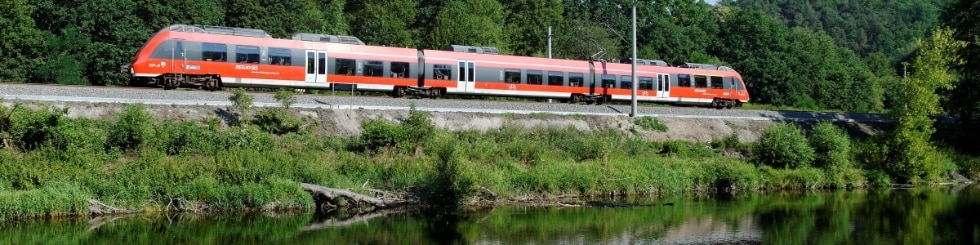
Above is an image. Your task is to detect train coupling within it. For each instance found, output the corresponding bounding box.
[120,65,133,75]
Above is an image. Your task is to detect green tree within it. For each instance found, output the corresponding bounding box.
[942,0,980,153]
[500,0,563,57]
[880,28,965,182]
[229,88,254,126]
[428,0,507,50]
[346,0,418,47]
[0,0,44,83]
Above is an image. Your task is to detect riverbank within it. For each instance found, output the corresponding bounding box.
[0,99,958,221]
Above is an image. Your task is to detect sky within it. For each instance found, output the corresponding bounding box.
[705,0,720,4]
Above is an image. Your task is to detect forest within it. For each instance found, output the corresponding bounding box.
[0,0,977,118]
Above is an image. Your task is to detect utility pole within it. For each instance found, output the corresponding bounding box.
[630,1,638,117]
[547,26,552,59]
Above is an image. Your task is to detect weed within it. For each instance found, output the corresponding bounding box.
[633,116,668,132]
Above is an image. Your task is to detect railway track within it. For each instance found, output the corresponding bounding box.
[0,83,887,122]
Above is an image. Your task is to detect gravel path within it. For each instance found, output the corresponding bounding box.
[0,83,887,122]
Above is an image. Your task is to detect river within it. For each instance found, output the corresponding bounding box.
[2,185,977,244]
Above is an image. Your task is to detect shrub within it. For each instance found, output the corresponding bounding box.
[752,123,814,169]
[423,142,475,208]
[808,122,851,169]
[106,104,155,152]
[229,88,253,126]
[402,103,435,155]
[273,89,296,108]
[8,106,68,151]
[357,117,405,152]
[253,108,303,135]
[634,116,668,132]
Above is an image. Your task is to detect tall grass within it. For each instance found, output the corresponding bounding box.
[0,103,883,220]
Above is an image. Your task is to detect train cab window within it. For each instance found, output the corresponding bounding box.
[620,75,632,89]
[235,45,260,63]
[391,62,409,78]
[504,69,521,83]
[364,60,383,77]
[335,58,356,75]
[694,75,708,88]
[677,74,692,87]
[639,76,654,90]
[268,48,292,65]
[734,78,743,89]
[722,77,733,89]
[710,76,724,89]
[547,71,564,86]
[569,73,584,87]
[601,74,616,88]
[433,64,452,80]
[202,43,227,62]
[527,70,543,85]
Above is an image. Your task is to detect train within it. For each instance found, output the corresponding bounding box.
[121,24,750,107]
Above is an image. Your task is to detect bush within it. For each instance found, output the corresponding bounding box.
[634,116,668,132]
[357,117,405,152]
[402,103,435,155]
[229,88,253,126]
[106,104,155,152]
[273,89,296,108]
[808,122,851,169]
[752,123,815,169]
[423,142,475,208]
[253,108,303,135]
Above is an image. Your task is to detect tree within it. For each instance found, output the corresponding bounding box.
[428,0,507,50]
[500,0,564,57]
[880,28,965,182]
[0,0,44,83]
[942,0,980,154]
[347,0,418,47]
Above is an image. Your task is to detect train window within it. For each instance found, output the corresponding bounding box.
[391,62,409,78]
[527,70,543,85]
[268,48,291,65]
[694,75,708,88]
[307,52,315,74]
[734,78,743,89]
[601,74,616,88]
[722,77,733,89]
[710,76,724,89]
[504,69,521,83]
[467,62,475,81]
[318,53,326,75]
[547,71,563,86]
[677,74,692,87]
[364,60,383,77]
[639,76,654,90]
[620,75,632,89]
[433,64,452,80]
[235,45,260,63]
[202,43,227,62]
[569,73,584,87]
[335,58,355,75]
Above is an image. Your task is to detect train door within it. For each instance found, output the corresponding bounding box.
[657,73,670,98]
[171,40,186,75]
[305,50,328,84]
[456,60,475,93]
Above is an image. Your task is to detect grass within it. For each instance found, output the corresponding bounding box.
[0,102,893,221]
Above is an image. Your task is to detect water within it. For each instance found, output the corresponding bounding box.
[2,185,979,245]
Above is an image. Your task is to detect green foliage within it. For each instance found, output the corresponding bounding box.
[229,88,253,126]
[347,0,417,47]
[808,122,851,169]
[633,116,668,132]
[942,0,980,154]
[106,104,155,152]
[877,28,966,183]
[752,123,815,169]
[422,142,475,208]
[428,0,507,50]
[5,105,68,151]
[0,0,44,83]
[357,117,405,152]
[253,108,304,135]
[403,103,435,155]
[273,89,296,108]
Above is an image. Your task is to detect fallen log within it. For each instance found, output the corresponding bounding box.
[300,183,401,209]
[88,199,125,216]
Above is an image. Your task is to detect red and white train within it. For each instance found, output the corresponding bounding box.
[123,24,750,107]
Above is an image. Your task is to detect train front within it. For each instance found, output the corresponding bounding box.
[120,26,174,85]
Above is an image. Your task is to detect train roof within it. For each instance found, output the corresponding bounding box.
[291,33,365,45]
[162,24,271,38]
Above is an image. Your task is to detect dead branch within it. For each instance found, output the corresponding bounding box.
[301,183,406,209]
[88,199,125,216]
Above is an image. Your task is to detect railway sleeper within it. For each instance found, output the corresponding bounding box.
[570,93,612,105]
[396,86,444,99]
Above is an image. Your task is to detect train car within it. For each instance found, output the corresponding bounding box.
[122,24,749,107]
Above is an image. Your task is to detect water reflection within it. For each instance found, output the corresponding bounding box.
[2,185,979,244]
